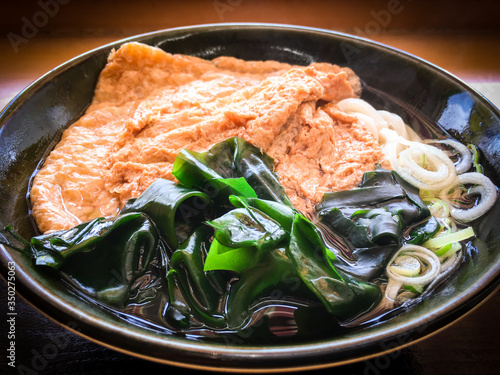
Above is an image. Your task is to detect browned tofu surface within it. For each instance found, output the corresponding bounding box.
[30,42,382,233]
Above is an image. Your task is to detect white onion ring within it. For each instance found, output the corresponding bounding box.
[424,139,472,174]
[449,172,498,222]
[393,142,458,191]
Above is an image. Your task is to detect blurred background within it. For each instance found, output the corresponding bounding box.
[1,1,499,374]
[1,0,500,108]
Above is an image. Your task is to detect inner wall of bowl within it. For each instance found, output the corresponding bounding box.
[1,25,499,365]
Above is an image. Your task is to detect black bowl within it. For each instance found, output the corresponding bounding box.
[1,23,499,372]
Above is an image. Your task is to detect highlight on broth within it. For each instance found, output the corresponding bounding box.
[1,57,498,341]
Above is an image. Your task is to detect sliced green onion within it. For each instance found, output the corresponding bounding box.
[467,144,484,174]
[435,242,462,258]
[423,226,475,250]
[404,284,424,294]
[425,198,451,219]
[433,242,453,257]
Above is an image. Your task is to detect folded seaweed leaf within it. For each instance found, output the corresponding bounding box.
[317,168,430,226]
[164,223,298,331]
[359,168,430,223]
[406,216,442,244]
[120,178,212,251]
[203,239,259,273]
[208,207,287,250]
[166,228,319,331]
[172,137,293,207]
[287,214,381,322]
[315,168,433,281]
[169,190,381,326]
[318,207,402,249]
[165,226,228,330]
[4,213,161,308]
[229,195,296,233]
[353,209,402,245]
[204,203,287,272]
[224,246,318,329]
[203,193,294,272]
[330,243,401,282]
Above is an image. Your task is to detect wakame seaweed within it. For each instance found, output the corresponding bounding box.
[172,136,293,208]
[2,213,161,308]
[1,137,440,336]
[315,168,436,281]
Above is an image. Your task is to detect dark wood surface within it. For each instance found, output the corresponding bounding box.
[1,1,499,373]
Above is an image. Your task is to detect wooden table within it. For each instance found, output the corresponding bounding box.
[1,1,499,374]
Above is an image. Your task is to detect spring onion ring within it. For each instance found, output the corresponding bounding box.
[387,245,441,286]
[385,244,441,302]
[425,197,451,219]
[434,242,462,258]
[389,254,421,277]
